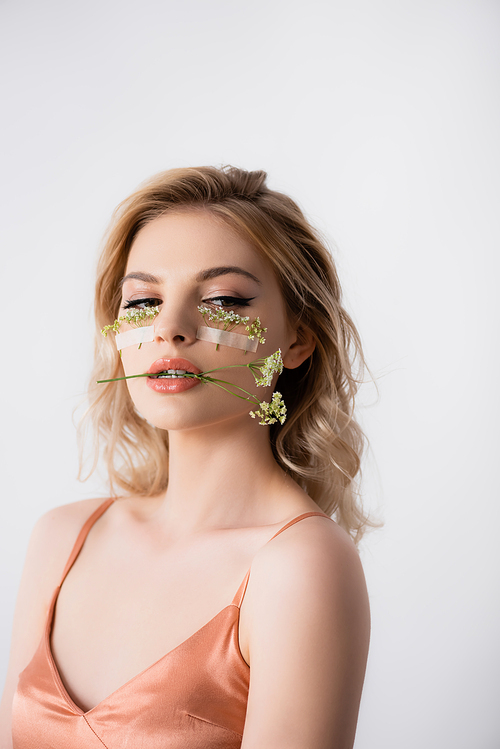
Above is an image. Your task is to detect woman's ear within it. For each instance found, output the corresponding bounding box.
[282,325,316,369]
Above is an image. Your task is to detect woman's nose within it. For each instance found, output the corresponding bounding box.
[152,303,196,346]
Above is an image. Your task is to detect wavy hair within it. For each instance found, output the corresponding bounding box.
[79,166,374,543]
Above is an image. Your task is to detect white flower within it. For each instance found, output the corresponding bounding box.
[101,306,160,337]
[249,391,287,425]
[245,317,267,344]
[197,306,250,328]
[251,349,284,387]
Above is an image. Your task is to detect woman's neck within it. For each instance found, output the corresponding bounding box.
[155,420,290,535]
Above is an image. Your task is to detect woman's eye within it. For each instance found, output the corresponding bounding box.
[204,296,255,309]
[123,297,162,310]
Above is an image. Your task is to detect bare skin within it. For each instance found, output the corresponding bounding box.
[0,211,370,748]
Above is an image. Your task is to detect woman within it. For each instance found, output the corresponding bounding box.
[1,166,372,748]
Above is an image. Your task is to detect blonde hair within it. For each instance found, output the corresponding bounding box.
[80,166,374,543]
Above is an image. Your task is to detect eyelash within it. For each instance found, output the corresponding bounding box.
[123,297,162,310]
[122,295,255,312]
[203,296,255,309]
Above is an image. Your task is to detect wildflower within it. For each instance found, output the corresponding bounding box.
[249,349,283,387]
[249,392,287,425]
[245,317,267,345]
[101,306,160,337]
[197,306,250,331]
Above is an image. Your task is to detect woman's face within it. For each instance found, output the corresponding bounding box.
[118,209,296,433]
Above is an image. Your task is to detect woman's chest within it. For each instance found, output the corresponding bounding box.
[49,531,254,712]
[15,588,249,748]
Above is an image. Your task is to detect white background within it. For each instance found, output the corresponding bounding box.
[1,1,499,746]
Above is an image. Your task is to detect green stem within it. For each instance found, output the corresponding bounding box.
[202,381,258,403]
[97,372,153,383]
[196,362,260,377]
[97,370,261,405]
[200,377,261,403]
[98,362,261,380]
[97,356,272,392]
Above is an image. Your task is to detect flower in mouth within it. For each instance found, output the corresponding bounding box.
[149,369,188,379]
[97,350,287,426]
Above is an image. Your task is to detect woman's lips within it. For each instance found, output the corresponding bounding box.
[146,357,202,394]
[147,358,201,376]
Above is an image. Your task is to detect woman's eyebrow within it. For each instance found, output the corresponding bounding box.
[120,267,261,287]
[120,272,161,287]
[196,266,261,285]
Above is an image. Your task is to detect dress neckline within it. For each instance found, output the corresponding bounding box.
[45,587,244,716]
[46,499,330,715]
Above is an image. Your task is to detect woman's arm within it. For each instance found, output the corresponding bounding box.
[240,516,370,749]
[0,498,104,746]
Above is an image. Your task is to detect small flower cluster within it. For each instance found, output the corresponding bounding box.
[197,306,250,331]
[245,317,267,345]
[249,349,283,387]
[249,392,287,425]
[101,306,160,337]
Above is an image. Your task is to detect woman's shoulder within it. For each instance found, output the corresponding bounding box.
[20,497,113,619]
[237,508,371,747]
[242,511,369,649]
[253,511,364,593]
[249,475,365,592]
[240,512,370,742]
[24,497,113,625]
[30,497,113,576]
[34,495,111,536]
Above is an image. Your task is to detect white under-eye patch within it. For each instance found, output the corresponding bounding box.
[196,326,259,352]
[101,306,160,351]
[196,306,266,352]
[115,325,155,350]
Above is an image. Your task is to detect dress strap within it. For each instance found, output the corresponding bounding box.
[231,511,332,607]
[58,498,115,586]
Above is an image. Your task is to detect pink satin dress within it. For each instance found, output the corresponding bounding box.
[12,499,331,748]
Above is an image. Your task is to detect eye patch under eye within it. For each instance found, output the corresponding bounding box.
[101,306,159,351]
[197,306,267,352]
[101,305,269,353]
[196,326,259,352]
[115,325,155,350]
